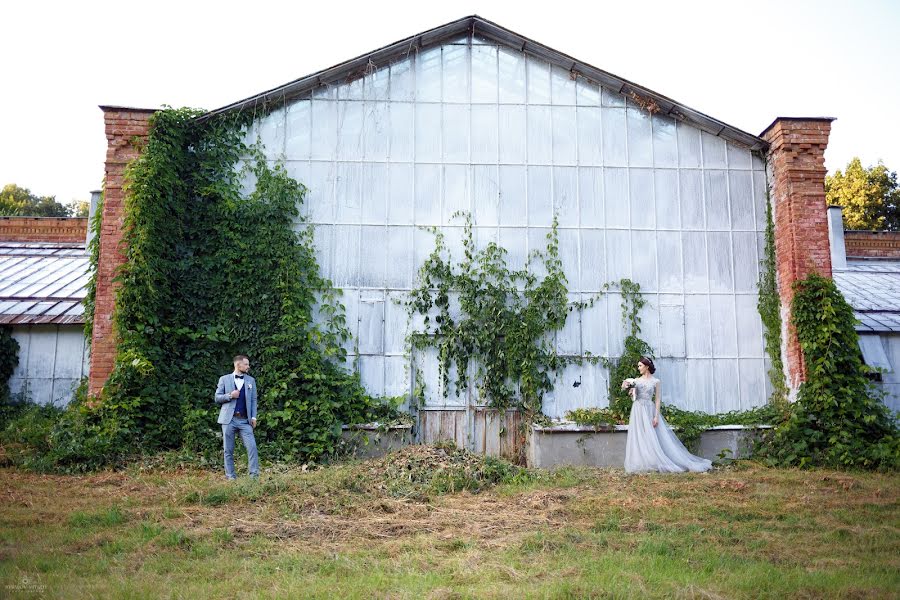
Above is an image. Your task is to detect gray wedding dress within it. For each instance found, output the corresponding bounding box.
[624,377,712,474]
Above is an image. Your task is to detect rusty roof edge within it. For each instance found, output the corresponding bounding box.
[195,14,768,152]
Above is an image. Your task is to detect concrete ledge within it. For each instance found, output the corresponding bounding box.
[527,424,772,469]
[340,424,414,459]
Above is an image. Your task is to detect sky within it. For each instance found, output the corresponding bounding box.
[2,0,899,203]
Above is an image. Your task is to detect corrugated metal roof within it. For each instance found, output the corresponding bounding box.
[0,242,89,324]
[198,15,767,152]
[834,260,900,333]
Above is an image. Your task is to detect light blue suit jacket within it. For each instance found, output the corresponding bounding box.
[215,373,258,425]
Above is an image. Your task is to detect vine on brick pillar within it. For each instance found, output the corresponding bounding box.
[760,117,835,399]
[89,106,156,398]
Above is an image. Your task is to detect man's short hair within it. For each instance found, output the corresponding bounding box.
[233,354,249,364]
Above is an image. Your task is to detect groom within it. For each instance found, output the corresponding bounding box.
[214,354,259,480]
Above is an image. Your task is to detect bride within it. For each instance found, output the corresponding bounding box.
[621,357,712,474]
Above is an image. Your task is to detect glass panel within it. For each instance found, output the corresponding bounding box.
[388,163,414,225]
[652,114,677,167]
[384,356,410,398]
[443,165,470,224]
[527,228,551,279]
[629,169,655,229]
[657,231,683,293]
[473,165,500,226]
[471,105,498,164]
[606,292,624,356]
[704,170,730,230]
[498,47,526,103]
[364,65,390,101]
[336,101,364,161]
[528,166,552,226]
[752,153,765,171]
[443,104,470,163]
[307,162,336,223]
[736,294,763,358]
[415,46,442,103]
[655,169,679,229]
[339,74,364,101]
[576,78,600,106]
[332,225,360,286]
[713,359,740,412]
[475,226,497,252]
[553,167,578,227]
[527,105,552,164]
[679,170,704,230]
[363,101,389,161]
[390,59,415,102]
[701,131,727,168]
[709,295,737,357]
[577,106,601,166]
[739,358,766,409]
[442,44,469,103]
[604,167,628,229]
[678,123,703,168]
[658,302,686,358]
[256,108,285,158]
[389,102,414,162]
[606,230,631,283]
[471,45,498,103]
[526,57,551,104]
[413,228,438,287]
[685,359,715,412]
[415,103,441,162]
[707,232,734,293]
[727,142,752,169]
[559,229,580,291]
[385,226,414,289]
[384,292,409,353]
[580,294,607,357]
[498,105,526,164]
[659,359,686,407]
[359,227,386,288]
[556,293,582,354]
[335,162,362,223]
[499,165,527,226]
[551,65,576,105]
[753,171,767,230]
[601,86,625,107]
[579,167,603,227]
[358,293,385,354]
[285,100,311,160]
[362,163,388,224]
[551,106,577,165]
[732,232,758,293]
[311,100,337,161]
[627,107,652,167]
[359,355,385,396]
[631,230,657,292]
[284,162,309,217]
[601,106,626,166]
[684,295,711,357]
[682,232,708,292]
[499,227,526,273]
[729,171,754,230]
[580,229,605,290]
[414,164,441,225]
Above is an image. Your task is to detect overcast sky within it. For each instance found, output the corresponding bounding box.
[2,0,898,203]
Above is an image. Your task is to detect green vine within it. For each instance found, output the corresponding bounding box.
[82,190,103,345]
[757,274,899,470]
[603,279,653,416]
[407,213,592,415]
[757,181,788,408]
[31,106,393,471]
[0,326,19,404]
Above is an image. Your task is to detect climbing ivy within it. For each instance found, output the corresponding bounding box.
[603,279,653,416]
[82,191,102,345]
[757,274,899,470]
[757,182,788,408]
[35,107,389,471]
[0,326,19,404]
[407,213,592,415]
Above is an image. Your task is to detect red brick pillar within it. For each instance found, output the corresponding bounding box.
[760,117,835,396]
[89,106,156,398]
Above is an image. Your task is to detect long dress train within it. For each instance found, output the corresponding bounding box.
[624,376,712,474]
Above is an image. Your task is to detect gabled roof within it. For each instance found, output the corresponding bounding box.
[0,242,89,325]
[200,15,767,152]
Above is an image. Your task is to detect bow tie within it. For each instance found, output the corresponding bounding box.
[234,375,244,379]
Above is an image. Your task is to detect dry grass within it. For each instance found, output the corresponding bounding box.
[0,450,898,598]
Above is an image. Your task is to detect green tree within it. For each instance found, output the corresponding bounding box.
[825,158,900,231]
[0,184,84,217]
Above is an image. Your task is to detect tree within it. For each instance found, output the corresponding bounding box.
[825,158,900,231]
[0,184,87,218]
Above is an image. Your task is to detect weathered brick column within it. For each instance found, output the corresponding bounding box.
[89,106,156,397]
[760,117,835,397]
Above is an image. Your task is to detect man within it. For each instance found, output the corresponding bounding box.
[214,355,259,480]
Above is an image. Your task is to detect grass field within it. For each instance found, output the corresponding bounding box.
[1,447,898,599]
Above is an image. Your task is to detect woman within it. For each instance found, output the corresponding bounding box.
[621,357,712,474]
